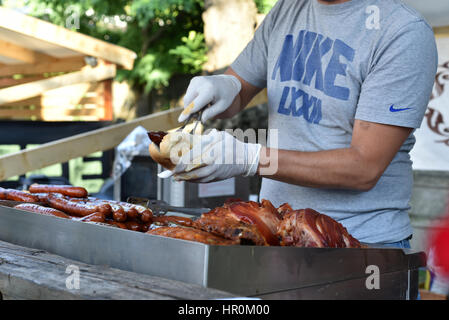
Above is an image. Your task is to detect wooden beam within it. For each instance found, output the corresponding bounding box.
[0,76,46,89]
[0,8,137,70]
[0,56,86,77]
[102,79,113,121]
[0,107,183,181]
[0,96,41,107]
[0,38,54,64]
[434,26,449,38]
[0,64,116,105]
[0,108,41,118]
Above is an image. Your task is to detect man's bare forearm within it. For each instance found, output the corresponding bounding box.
[258,147,384,191]
[257,120,413,191]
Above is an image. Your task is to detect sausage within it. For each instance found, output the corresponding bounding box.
[122,206,138,219]
[78,199,119,220]
[139,208,153,223]
[106,201,139,220]
[29,184,88,198]
[78,212,106,223]
[14,203,71,219]
[30,193,51,203]
[125,220,145,232]
[0,187,7,200]
[111,205,127,222]
[84,198,143,222]
[4,189,39,202]
[148,131,167,147]
[47,193,111,217]
[105,220,128,229]
[119,202,153,223]
[142,222,153,232]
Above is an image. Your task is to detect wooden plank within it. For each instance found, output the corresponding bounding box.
[0,107,105,121]
[41,82,98,108]
[0,239,234,300]
[0,56,86,77]
[0,38,55,64]
[0,97,41,107]
[0,107,182,181]
[0,76,46,89]
[434,26,449,38]
[42,107,104,120]
[0,64,116,106]
[0,8,136,70]
[0,108,41,118]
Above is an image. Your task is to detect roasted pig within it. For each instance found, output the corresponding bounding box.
[148,226,238,245]
[193,199,282,246]
[276,208,362,248]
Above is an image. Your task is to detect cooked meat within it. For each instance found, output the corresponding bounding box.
[152,215,195,228]
[148,226,238,245]
[193,199,282,246]
[276,208,362,248]
[194,210,267,245]
[277,203,293,218]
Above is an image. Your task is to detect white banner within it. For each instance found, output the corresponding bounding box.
[411,37,449,170]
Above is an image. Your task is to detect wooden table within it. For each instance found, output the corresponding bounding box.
[0,240,235,300]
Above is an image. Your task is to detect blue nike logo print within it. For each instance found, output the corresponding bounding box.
[389,104,411,112]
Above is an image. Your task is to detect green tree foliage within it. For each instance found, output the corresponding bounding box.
[3,0,277,108]
[254,0,277,14]
[18,0,206,94]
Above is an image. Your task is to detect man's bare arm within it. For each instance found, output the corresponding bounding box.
[214,67,263,119]
[258,120,413,191]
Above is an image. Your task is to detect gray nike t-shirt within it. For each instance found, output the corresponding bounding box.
[231,0,438,243]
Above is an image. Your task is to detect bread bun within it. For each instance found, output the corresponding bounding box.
[148,134,176,170]
[149,131,200,171]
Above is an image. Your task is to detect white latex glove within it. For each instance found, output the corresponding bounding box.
[158,129,261,183]
[178,75,242,123]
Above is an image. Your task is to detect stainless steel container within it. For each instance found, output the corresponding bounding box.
[0,205,425,299]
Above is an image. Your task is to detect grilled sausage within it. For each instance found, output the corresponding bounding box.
[4,189,39,202]
[78,212,106,223]
[29,184,88,198]
[119,202,152,223]
[14,203,71,219]
[78,199,122,221]
[30,193,51,203]
[125,220,145,232]
[111,205,127,222]
[123,206,138,219]
[47,193,111,217]
[105,220,128,229]
[0,187,7,200]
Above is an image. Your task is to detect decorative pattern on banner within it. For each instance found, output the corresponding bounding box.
[411,37,449,170]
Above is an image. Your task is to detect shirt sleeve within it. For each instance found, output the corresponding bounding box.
[355,21,438,129]
[230,0,284,88]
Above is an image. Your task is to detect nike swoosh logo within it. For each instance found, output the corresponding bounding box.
[390,105,412,112]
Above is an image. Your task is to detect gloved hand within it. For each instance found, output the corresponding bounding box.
[178,75,242,123]
[158,129,261,183]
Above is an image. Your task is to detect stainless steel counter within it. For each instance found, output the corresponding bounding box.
[0,204,425,299]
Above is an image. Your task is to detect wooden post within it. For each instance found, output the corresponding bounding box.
[102,79,113,121]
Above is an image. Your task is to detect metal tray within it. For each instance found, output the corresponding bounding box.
[0,205,425,299]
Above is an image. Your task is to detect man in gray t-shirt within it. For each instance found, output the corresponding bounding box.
[163,0,438,245]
